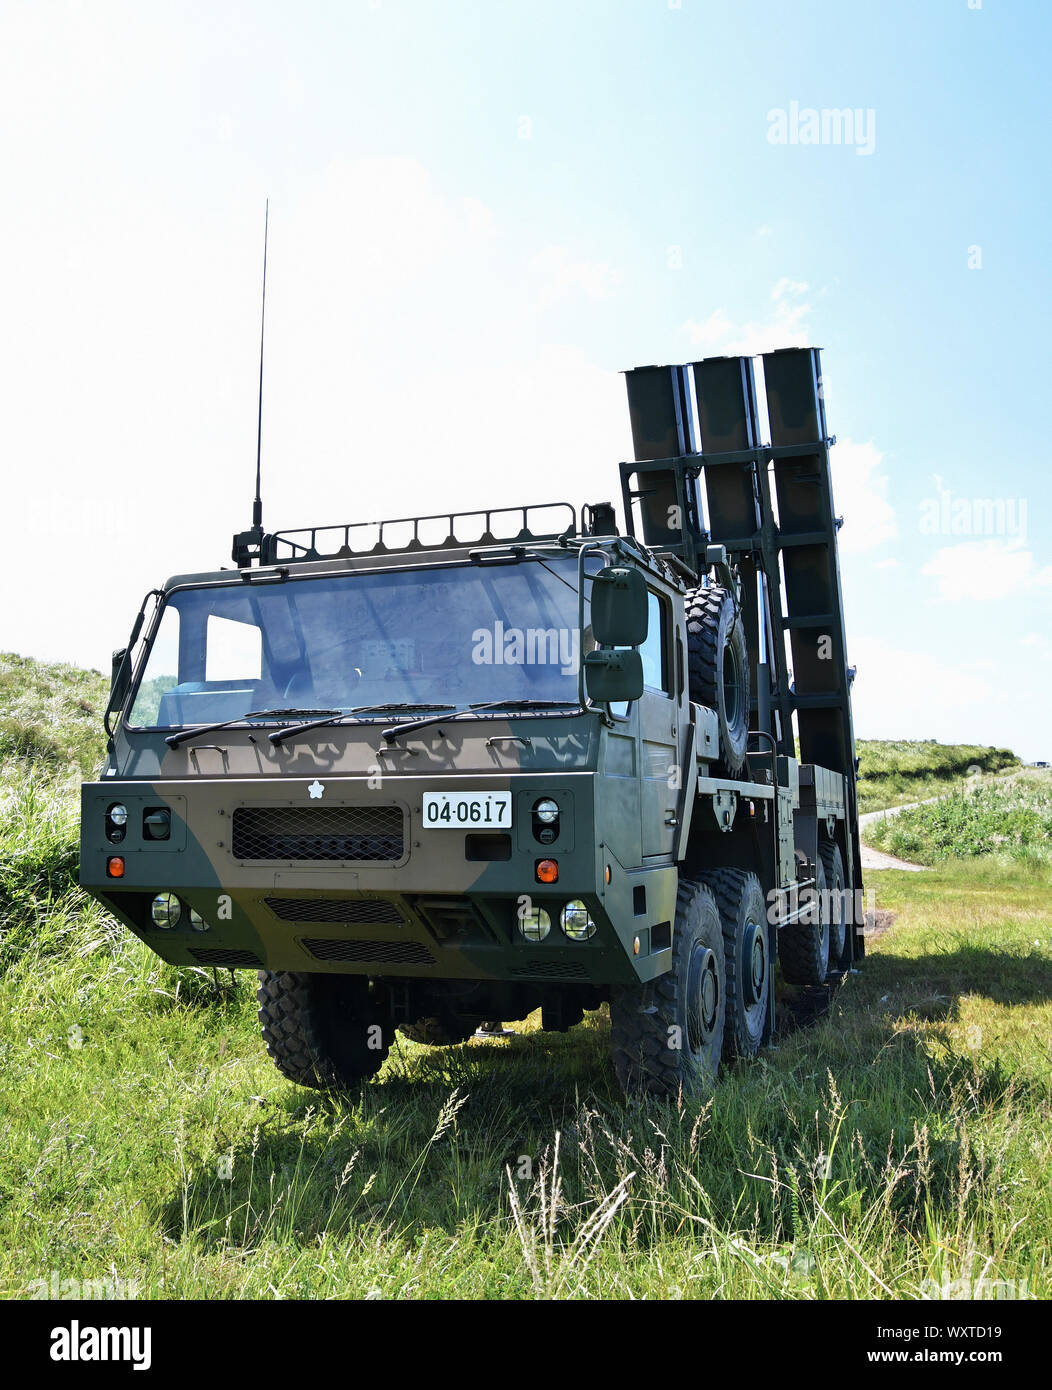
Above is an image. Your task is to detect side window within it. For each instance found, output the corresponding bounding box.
[206,614,263,682]
[128,606,180,726]
[639,591,670,694]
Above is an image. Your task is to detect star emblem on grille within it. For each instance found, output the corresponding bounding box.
[307,779,325,799]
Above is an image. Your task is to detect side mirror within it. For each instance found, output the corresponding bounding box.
[590,567,648,647]
[110,647,131,709]
[584,649,644,704]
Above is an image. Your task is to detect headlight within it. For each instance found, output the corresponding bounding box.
[106,803,128,843]
[151,892,181,929]
[188,908,209,933]
[143,808,171,841]
[517,906,551,942]
[107,803,128,826]
[533,798,559,823]
[560,900,596,941]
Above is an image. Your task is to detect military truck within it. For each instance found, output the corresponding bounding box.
[80,346,862,1099]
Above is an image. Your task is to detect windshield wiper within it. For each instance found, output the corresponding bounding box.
[165,708,342,749]
[380,698,581,745]
[268,703,456,748]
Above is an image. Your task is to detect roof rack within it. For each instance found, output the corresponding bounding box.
[246,502,580,566]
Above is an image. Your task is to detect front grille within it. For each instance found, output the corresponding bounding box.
[232,806,404,862]
[509,960,588,980]
[302,938,435,965]
[189,947,263,968]
[265,897,403,925]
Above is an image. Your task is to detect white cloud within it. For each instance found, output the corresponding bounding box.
[771,276,808,300]
[527,245,623,310]
[921,537,1052,601]
[849,634,995,744]
[682,277,811,356]
[848,628,1051,761]
[829,439,897,554]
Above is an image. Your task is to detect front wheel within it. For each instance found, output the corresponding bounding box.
[257,971,393,1091]
[609,878,726,1099]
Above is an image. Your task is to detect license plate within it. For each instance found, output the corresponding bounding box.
[422,792,512,829]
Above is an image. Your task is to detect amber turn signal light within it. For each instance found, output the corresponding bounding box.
[106,856,125,879]
[535,859,559,884]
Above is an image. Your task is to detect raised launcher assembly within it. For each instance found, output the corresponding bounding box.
[620,347,861,898]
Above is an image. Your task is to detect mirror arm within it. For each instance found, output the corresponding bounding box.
[577,540,611,712]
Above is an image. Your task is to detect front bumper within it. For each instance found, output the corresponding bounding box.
[80,775,673,985]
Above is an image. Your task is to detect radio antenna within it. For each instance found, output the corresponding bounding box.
[253,198,269,531]
[232,200,272,566]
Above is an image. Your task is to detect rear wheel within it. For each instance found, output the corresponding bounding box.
[821,840,848,971]
[256,971,392,1091]
[609,877,726,1099]
[779,853,830,986]
[701,868,770,1058]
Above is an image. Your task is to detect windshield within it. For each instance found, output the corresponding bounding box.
[127,555,598,729]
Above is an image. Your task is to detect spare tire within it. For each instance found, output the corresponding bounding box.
[685,584,749,774]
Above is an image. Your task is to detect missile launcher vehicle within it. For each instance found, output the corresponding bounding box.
[81,346,862,1099]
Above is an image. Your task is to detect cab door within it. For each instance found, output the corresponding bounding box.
[638,589,679,859]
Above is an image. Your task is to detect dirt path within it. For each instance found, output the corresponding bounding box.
[856,766,1044,871]
[858,799,940,872]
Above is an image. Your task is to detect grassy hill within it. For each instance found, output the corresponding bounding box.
[0,652,108,782]
[0,654,108,952]
[856,738,1019,813]
[867,772,1052,868]
[0,655,1048,1298]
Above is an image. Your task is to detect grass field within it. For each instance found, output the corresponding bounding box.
[1,654,1049,1299]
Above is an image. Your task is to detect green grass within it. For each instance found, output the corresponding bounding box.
[1,655,1048,1298]
[0,652,108,784]
[1,857,1049,1298]
[867,773,1052,869]
[856,739,1019,814]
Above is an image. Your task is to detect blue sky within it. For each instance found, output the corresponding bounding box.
[1,0,1049,754]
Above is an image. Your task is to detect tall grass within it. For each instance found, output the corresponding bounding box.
[0,652,108,781]
[1,854,1048,1299]
[868,775,1052,868]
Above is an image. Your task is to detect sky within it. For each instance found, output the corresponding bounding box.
[1,0,1049,757]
